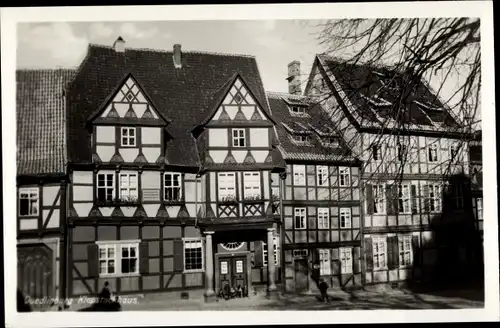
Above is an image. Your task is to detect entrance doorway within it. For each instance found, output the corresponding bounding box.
[218,256,248,293]
[294,259,309,292]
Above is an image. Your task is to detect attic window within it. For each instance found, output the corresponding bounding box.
[125,91,135,102]
[289,105,309,117]
[292,134,310,144]
[234,93,243,104]
[322,137,339,148]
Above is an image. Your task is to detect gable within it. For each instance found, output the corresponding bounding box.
[211,77,268,122]
[98,75,162,121]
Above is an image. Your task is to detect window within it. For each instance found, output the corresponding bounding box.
[243,172,261,200]
[373,237,387,270]
[397,143,406,162]
[398,236,413,267]
[218,172,236,201]
[317,166,329,187]
[398,184,411,214]
[423,184,442,213]
[121,127,136,147]
[98,242,139,276]
[477,198,483,220]
[372,144,381,161]
[322,137,339,147]
[428,143,438,162]
[339,167,350,187]
[119,173,138,201]
[294,208,306,229]
[340,248,353,274]
[97,173,115,202]
[292,134,310,143]
[293,165,306,186]
[263,236,279,266]
[317,208,330,229]
[339,208,351,229]
[373,184,386,214]
[450,144,461,161]
[453,183,464,212]
[319,249,331,275]
[290,106,307,115]
[19,188,39,216]
[184,239,203,272]
[232,129,246,147]
[164,173,182,201]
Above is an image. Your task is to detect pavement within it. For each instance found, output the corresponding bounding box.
[64,285,484,311]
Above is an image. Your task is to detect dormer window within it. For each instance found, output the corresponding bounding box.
[289,105,309,117]
[322,137,339,147]
[121,127,136,147]
[292,134,310,143]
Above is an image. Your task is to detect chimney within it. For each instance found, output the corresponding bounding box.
[287,60,301,95]
[113,36,125,53]
[173,44,182,68]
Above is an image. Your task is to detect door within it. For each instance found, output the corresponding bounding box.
[231,257,247,290]
[17,244,54,311]
[294,259,309,292]
[219,258,231,293]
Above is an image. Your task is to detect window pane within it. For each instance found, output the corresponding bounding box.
[129,129,135,136]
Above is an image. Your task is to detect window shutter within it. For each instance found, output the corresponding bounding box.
[390,236,399,269]
[365,237,373,271]
[87,244,99,278]
[254,241,263,267]
[411,235,420,267]
[422,184,430,213]
[139,242,149,274]
[411,185,418,214]
[387,236,395,269]
[173,240,184,272]
[365,184,374,215]
[312,249,320,280]
[386,185,395,215]
[392,184,399,215]
[353,247,360,274]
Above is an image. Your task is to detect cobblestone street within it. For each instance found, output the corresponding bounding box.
[70,286,484,311]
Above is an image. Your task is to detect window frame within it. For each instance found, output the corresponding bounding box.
[293,165,306,186]
[243,171,261,200]
[183,238,204,273]
[262,236,280,267]
[319,249,331,275]
[164,172,183,202]
[18,187,39,217]
[398,235,413,268]
[398,184,411,214]
[339,167,350,187]
[317,166,329,187]
[119,172,139,202]
[339,208,352,229]
[397,143,407,162]
[427,143,439,162]
[340,247,353,274]
[121,127,136,147]
[425,184,442,213]
[373,183,386,215]
[218,172,237,201]
[372,144,381,161]
[294,207,307,230]
[453,183,464,212]
[97,173,115,202]
[317,207,330,229]
[232,128,246,147]
[372,236,388,270]
[96,240,140,278]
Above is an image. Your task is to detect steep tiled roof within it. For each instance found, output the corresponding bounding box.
[67,44,271,167]
[267,91,357,163]
[317,55,461,131]
[17,68,76,176]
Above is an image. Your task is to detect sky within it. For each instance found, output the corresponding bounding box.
[16,20,327,94]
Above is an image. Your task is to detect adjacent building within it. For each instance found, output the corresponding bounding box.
[304,54,483,286]
[16,68,76,310]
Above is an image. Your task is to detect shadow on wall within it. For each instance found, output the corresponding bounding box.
[408,173,484,295]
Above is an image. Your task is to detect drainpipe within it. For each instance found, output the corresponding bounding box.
[279,171,286,294]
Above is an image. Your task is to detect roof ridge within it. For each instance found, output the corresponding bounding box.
[88,43,255,58]
[16,67,78,72]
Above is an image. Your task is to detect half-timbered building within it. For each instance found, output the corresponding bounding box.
[266,61,363,293]
[16,68,76,310]
[304,54,483,286]
[65,38,285,301]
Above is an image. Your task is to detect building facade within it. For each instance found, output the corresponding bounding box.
[304,55,483,286]
[16,69,75,310]
[64,38,285,300]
